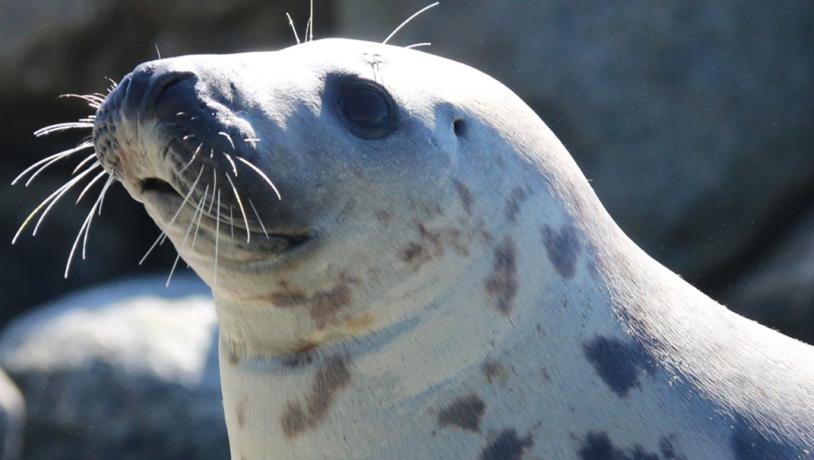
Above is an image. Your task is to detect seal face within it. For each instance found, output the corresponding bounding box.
[35,37,814,458]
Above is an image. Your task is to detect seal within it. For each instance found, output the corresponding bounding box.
[19,38,814,459]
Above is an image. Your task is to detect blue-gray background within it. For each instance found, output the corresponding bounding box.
[2,0,813,342]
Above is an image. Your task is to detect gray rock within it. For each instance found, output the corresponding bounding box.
[0,370,24,460]
[724,210,814,343]
[335,0,814,285]
[0,276,225,460]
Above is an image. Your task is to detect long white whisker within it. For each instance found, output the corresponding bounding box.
[139,232,168,266]
[12,141,93,186]
[217,131,235,150]
[222,152,238,176]
[179,143,203,173]
[168,164,206,225]
[305,18,312,44]
[405,42,432,49]
[309,0,314,42]
[229,206,235,239]
[207,170,218,214]
[75,169,107,204]
[248,199,270,239]
[18,163,100,241]
[64,176,111,279]
[215,190,221,287]
[96,171,116,216]
[72,153,98,174]
[225,173,251,243]
[382,2,439,45]
[234,156,282,200]
[167,185,209,287]
[285,13,301,44]
[33,122,94,137]
[82,176,114,260]
[191,187,209,251]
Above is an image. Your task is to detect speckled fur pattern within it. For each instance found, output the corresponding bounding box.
[92,39,814,459]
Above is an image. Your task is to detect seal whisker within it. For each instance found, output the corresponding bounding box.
[168,164,206,225]
[248,198,270,240]
[229,206,235,239]
[405,42,432,49]
[63,175,113,278]
[207,170,218,214]
[308,0,314,42]
[57,93,104,109]
[235,156,282,200]
[225,173,251,243]
[96,171,116,216]
[12,140,93,186]
[285,12,301,45]
[139,231,167,266]
[33,121,94,137]
[222,152,238,176]
[82,175,114,260]
[191,186,209,251]
[75,169,107,204]
[72,153,98,175]
[214,189,221,287]
[13,162,100,243]
[243,137,261,148]
[382,2,440,45]
[167,184,209,287]
[217,131,236,150]
[179,143,204,174]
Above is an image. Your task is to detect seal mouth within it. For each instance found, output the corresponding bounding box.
[140,177,180,199]
[139,174,312,255]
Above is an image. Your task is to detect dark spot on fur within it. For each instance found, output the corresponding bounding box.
[583,336,653,398]
[485,237,517,314]
[309,285,352,328]
[438,394,485,432]
[453,180,473,215]
[282,341,319,368]
[401,242,432,267]
[731,415,796,460]
[227,350,240,366]
[236,397,248,428]
[578,431,660,460]
[505,187,528,223]
[542,224,581,279]
[480,429,533,460]
[375,210,392,225]
[281,355,351,438]
[659,435,686,459]
[482,360,508,384]
[269,276,356,328]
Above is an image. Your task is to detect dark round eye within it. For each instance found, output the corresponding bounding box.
[339,81,397,139]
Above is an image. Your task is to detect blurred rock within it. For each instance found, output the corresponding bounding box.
[335,0,814,288]
[0,276,225,460]
[0,370,24,460]
[724,209,814,344]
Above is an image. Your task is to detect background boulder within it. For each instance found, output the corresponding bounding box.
[0,276,224,460]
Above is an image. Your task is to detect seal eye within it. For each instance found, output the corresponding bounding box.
[339,81,396,139]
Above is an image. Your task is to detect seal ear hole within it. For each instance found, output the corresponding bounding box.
[453,118,467,137]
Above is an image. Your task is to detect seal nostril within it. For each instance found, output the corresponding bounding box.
[149,72,196,108]
[453,118,466,137]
